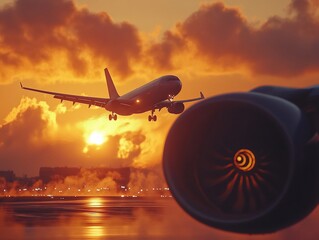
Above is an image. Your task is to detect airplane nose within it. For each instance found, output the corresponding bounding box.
[174,77,182,94]
[177,78,182,90]
[162,75,182,94]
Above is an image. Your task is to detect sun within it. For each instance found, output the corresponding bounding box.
[87,131,106,146]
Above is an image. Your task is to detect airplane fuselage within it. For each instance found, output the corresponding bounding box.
[105,75,182,115]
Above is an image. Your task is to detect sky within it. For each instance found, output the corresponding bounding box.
[0,0,319,178]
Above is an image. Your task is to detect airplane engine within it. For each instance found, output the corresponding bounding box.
[163,92,319,234]
[168,102,185,114]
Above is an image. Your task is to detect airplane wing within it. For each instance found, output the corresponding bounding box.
[173,92,205,104]
[155,92,205,110]
[20,82,110,108]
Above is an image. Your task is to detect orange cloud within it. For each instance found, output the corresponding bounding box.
[0,97,74,176]
[151,0,319,77]
[0,0,140,81]
[0,97,169,177]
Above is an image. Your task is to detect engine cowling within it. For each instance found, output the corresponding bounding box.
[163,92,319,234]
[168,102,185,114]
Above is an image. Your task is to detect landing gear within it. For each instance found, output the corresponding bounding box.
[148,115,157,121]
[148,110,157,122]
[109,112,117,121]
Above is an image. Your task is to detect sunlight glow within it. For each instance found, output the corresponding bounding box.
[85,226,106,238]
[88,197,103,208]
[87,131,106,146]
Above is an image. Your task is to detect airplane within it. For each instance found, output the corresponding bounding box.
[20,68,204,121]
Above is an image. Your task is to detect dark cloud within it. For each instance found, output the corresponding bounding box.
[0,0,75,64]
[1,0,319,80]
[72,9,140,76]
[0,0,140,79]
[147,31,185,70]
[290,0,311,17]
[153,0,319,77]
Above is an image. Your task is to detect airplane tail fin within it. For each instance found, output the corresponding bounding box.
[104,68,120,99]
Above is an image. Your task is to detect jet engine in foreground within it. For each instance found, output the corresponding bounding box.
[163,86,319,234]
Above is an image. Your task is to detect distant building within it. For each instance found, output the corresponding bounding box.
[39,167,80,183]
[89,167,131,186]
[0,170,15,182]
